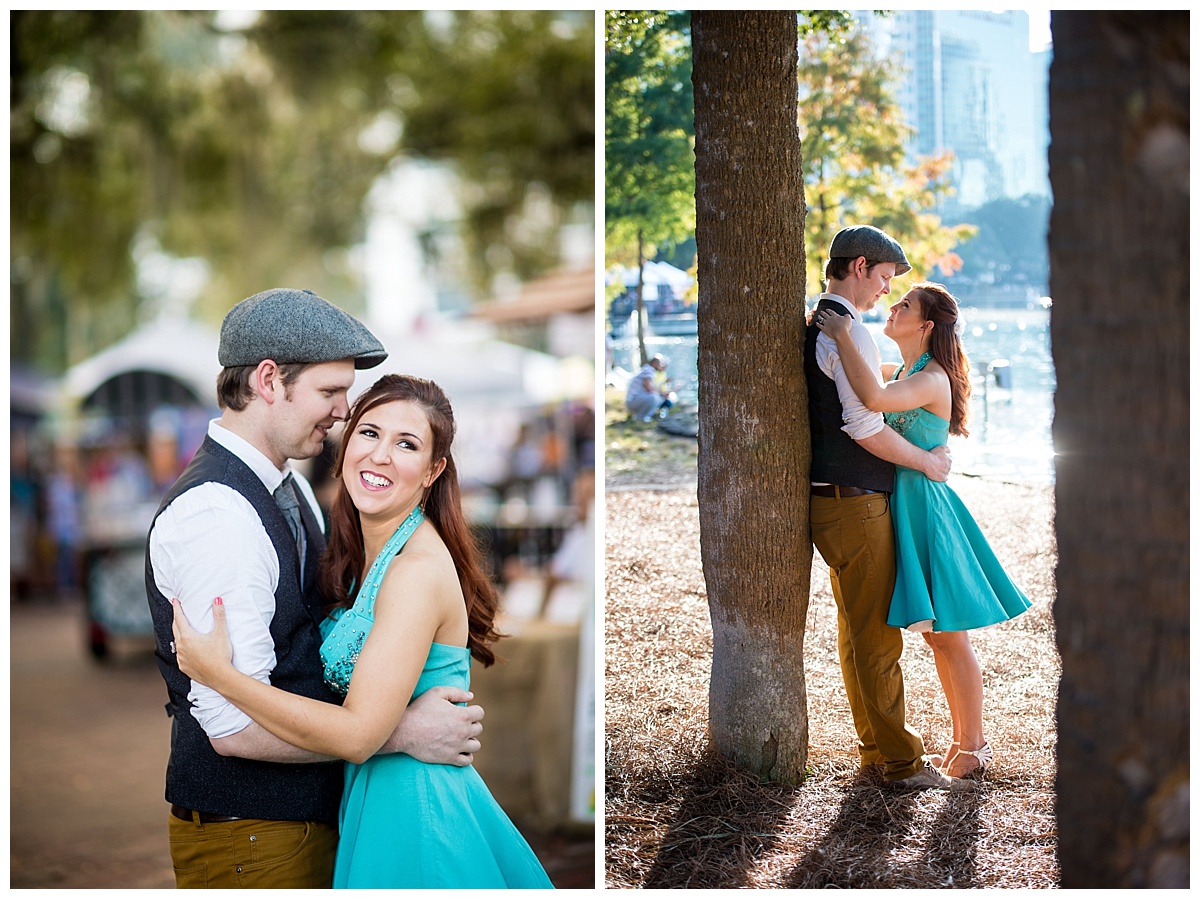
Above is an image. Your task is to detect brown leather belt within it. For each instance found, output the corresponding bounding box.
[811,485,881,498]
[171,803,243,824]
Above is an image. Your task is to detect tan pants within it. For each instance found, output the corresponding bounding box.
[169,810,338,889]
[811,491,925,781]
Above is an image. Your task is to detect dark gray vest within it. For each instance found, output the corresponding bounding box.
[145,436,342,825]
[805,299,896,493]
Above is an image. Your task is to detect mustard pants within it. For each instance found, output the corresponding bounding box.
[811,491,925,781]
[168,810,338,889]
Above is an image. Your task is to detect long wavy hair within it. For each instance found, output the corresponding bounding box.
[318,374,502,667]
[909,282,972,438]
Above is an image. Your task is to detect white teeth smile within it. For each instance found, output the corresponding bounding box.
[362,473,392,488]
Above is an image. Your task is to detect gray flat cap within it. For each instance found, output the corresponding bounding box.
[218,288,387,370]
[829,225,911,276]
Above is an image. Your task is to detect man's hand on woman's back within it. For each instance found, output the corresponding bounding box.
[924,444,953,482]
[381,685,484,766]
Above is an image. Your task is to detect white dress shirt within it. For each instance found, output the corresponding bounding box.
[812,293,887,441]
[149,420,325,739]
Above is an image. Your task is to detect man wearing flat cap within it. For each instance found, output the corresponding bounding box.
[146,288,485,888]
[804,227,960,791]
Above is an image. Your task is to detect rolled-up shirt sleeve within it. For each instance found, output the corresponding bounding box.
[149,484,279,739]
[815,323,887,441]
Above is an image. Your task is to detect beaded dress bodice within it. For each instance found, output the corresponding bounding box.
[319,506,426,696]
[882,352,950,451]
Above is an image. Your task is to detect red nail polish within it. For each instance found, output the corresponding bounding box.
[215,597,223,606]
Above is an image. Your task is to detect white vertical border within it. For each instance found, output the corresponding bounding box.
[591,8,607,890]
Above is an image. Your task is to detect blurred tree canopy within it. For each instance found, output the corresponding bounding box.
[603,11,971,305]
[11,10,594,371]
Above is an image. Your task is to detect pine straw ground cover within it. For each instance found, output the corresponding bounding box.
[603,411,1060,889]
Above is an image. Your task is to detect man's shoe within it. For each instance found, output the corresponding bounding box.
[889,761,975,791]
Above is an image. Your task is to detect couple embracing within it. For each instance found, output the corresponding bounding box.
[146,288,553,888]
[806,226,1031,790]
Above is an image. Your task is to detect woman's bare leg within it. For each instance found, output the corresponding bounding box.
[924,630,985,776]
[923,632,961,769]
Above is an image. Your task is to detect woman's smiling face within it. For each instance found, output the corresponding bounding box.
[342,398,443,521]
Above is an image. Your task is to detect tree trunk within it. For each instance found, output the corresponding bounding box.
[691,11,812,784]
[635,230,649,365]
[1049,11,1189,888]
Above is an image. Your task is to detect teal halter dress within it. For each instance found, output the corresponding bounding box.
[884,354,1032,632]
[319,507,554,889]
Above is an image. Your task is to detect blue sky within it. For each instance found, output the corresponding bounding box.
[1026,8,1051,51]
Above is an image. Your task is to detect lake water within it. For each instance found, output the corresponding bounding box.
[609,306,1056,484]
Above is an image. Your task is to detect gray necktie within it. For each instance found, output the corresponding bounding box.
[273,473,307,579]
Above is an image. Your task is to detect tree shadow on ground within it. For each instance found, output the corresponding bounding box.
[921,788,984,886]
[640,751,799,888]
[784,773,984,888]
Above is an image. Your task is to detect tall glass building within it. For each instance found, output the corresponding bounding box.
[862,10,1052,210]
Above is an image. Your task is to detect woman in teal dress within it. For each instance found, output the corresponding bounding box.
[815,283,1030,779]
[172,374,553,888]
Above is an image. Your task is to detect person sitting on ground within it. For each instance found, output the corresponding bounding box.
[625,354,674,422]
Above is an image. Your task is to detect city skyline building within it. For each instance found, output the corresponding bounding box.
[862,10,1052,211]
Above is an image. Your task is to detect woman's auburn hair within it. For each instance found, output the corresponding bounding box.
[908,281,973,438]
[318,374,502,667]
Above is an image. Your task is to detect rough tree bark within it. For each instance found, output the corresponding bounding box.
[1049,11,1189,888]
[692,11,813,784]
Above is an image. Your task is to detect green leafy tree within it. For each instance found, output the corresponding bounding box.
[797,23,975,296]
[11,10,594,372]
[604,10,695,364]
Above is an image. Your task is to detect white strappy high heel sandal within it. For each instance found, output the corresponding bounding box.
[952,742,993,779]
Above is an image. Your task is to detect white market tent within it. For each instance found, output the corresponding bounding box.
[60,315,562,414]
[353,318,564,409]
[62,316,222,411]
[618,260,694,296]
